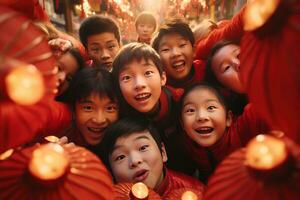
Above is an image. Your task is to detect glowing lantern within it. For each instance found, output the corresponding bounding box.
[244,0,280,31]
[0,143,114,200]
[245,134,287,170]
[28,143,69,181]
[131,182,149,199]
[114,182,161,200]
[5,61,44,105]
[204,134,300,200]
[181,191,198,200]
[164,188,203,200]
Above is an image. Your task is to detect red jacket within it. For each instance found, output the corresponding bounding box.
[182,104,269,181]
[156,168,205,198]
[0,100,72,152]
[195,6,245,60]
[166,60,206,89]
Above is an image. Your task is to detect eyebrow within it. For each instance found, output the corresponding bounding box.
[121,61,155,72]
[78,99,93,104]
[183,99,219,107]
[218,48,239,70]
[112,135,150,152]
[159,36,186,48]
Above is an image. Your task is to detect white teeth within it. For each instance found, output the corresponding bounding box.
[88,127,104,132]
[173,61,184,67]
[136,93,150,99]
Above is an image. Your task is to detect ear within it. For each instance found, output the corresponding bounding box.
[226,110,233,127]
[160,71,167,86]
[161,143,168,163]
[192,44,196,59]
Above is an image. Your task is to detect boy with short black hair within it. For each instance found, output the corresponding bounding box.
[79,15,121,71]
[100,117,204,198]
[112,42,195,175]
[152,17,206,89]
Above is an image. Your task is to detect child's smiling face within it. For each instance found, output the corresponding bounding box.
[118,58,166,113]
[181,87,232,147]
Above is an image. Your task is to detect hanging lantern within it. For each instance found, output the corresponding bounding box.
[0,143,114,199]
[204,134,300,200]
[114,182,161,200]
[240,0,300,144]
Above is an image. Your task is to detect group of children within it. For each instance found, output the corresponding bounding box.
[17,4,271,197]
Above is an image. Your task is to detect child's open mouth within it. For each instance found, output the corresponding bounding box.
[172,61,185,72]
[135,93,151,101]
[195,127,214,135]
[133,169,149,182]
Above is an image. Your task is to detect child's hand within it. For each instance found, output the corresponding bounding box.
[48,38,73,57]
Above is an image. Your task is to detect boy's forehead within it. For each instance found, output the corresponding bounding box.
[159,33,189,46]
[87,32,118,43]
[120,58,156,71]
[114,131,153,147]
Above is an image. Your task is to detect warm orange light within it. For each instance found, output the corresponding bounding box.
[245,134,287,170]
[29,143,69,180]
[44,135,60,143]
[0,149,14,160]
[131,182,149,199]
[5,62,44,105]
[181,191,198,200]
[244,0,280,31]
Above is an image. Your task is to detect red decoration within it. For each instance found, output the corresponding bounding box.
[164,188,203,200]
[0,143,114,199]
[114,182,161,200]
[240,0,300,144]
[0,6,62,152]
[204,136,300,200]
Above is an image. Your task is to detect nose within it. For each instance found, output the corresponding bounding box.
[129,152,142,168]
[101,49,111,60]
[134,76,146,90]
[171,47,180,57]
[196,110,209,122]
[91,110,107,125]
[57,70,66,84]
[232,57,240,71]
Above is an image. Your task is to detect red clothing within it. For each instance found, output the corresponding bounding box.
[156,168,205,198]
[182,104,269,181]
[0,100,72,153]
[195,6,245,60]
[166,60,206,89]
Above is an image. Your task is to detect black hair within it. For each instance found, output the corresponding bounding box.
[100,117,163,171]
[68,48,85,71]
[112,42,164,117]
[135,11,157,30]
[179,83,229,116]
[79,15,121,48]
[152,16,195,52]
[62,67,116,106]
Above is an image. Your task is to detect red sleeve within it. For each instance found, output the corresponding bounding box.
[0,100,71,153]
[231,103,270,146]
[195,6,245,60]
[158,169,205,198]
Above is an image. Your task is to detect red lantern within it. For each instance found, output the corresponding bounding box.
[114,182,161,200]
[204,134,300,200]
[0,6,64,153]
[0,143,114,199]
[240,0,300,144]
